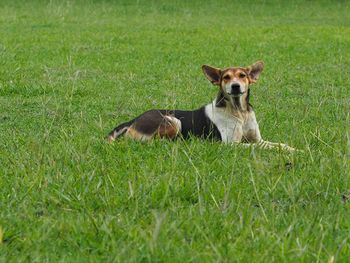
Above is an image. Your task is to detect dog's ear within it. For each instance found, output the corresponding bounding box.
[202,65,221,85]
[247,61,264,83]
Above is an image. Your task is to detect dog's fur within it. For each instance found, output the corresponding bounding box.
[107,61,297,152]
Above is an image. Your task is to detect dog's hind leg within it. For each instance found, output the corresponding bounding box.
[127,111,181,141]
[156,116,182,139]
[107,110,182,143]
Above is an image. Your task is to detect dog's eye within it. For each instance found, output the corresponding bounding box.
[239,73,246,78]
[223,75,230,80]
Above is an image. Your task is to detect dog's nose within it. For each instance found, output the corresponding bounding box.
[230,83,241,94]
[231,83,240,89]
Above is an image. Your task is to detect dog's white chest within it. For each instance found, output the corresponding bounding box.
[205,102,243,143]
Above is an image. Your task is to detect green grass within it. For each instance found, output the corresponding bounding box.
[1,0,350,261]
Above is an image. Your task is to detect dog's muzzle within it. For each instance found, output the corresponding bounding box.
[228,83,244,97]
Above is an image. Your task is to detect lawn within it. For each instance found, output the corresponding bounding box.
[0,0,350,262]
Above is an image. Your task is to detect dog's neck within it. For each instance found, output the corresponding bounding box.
[214,89,251,116]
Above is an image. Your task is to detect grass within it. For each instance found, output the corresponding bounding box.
[0,0,350,261]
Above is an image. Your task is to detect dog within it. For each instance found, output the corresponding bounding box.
[107,61,297,152]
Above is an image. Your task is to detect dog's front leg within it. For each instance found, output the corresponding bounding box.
[241,111,298,152]
[256,140,298,152]
[234,140,300,152]
[238,140,298,152]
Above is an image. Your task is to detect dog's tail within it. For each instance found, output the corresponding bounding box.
[106,121,132,143]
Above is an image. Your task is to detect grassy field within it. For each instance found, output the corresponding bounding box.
[1,0,350,261]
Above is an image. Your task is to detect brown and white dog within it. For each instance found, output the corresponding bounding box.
[107,61,297,152]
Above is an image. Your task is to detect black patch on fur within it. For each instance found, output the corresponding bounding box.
[246,89,253,111]
[168,107,221,140]
[215,91,226,107]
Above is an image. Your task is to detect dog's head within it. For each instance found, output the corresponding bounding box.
[202,61,264,104]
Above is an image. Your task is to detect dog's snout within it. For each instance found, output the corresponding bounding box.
[230,83,241,95]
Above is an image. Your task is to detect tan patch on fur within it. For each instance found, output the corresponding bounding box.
[221,68,250,86]
[125,127,153,141]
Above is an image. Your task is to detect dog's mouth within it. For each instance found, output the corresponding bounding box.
[227,91,245,97]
